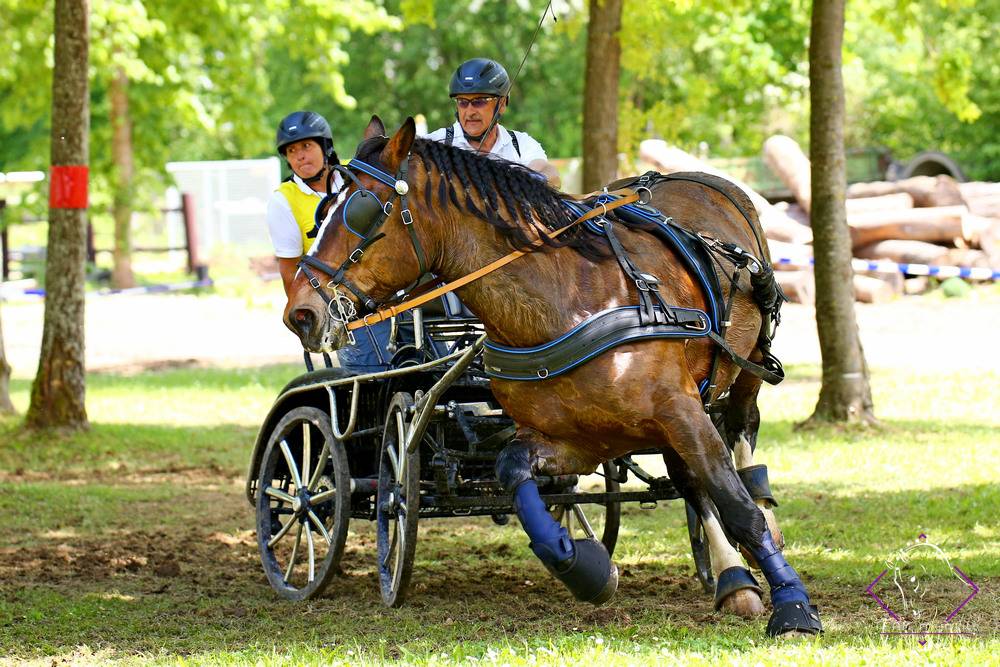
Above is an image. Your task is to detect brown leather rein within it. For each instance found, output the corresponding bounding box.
[345,190,640,331]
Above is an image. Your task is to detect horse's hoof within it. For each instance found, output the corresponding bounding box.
[766,602,822,638]
[719,588,766,618]
[714,566,764,617]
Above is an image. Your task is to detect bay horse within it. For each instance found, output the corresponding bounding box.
[283,116,821,637]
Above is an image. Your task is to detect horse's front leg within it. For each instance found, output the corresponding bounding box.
[495,434,618,605]
[661,450,765,618]
[664,389,822,637]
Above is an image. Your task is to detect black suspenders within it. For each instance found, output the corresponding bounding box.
[444,126,521,158]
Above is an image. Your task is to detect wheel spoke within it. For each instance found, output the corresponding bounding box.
[382,525,398,569]
[279,439,304,490]
[305,522,316,583]
[267,514,297,548]
[394,514,407,579]
[265,487,295,504]
[301,423,312,492]
[386,443,400,479]
[283,524,303,583]
[308,510,332,545]
[310,487,337,505]
[308,441,330,492]
[572,504,596,540]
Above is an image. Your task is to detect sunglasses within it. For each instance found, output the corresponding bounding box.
[454,96,498,110]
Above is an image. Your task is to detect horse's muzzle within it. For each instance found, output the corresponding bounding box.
[285,304,328,352]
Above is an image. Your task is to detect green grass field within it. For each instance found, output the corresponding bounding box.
[1,358,997,665]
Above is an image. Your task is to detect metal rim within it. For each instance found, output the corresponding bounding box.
[376,392,421,607]
[256,406,351,601]
[686,500,715,593]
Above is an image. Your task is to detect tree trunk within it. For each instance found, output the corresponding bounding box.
[0,304,15,415]
[110,64,136,289]
[25,0,90,431]
[582,0,623,192]
[803,0,876,426]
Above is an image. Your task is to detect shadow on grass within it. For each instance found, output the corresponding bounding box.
[0,420,257,476]
[8,362,302,396]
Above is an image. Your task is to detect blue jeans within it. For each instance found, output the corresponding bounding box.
[336,320,396,374]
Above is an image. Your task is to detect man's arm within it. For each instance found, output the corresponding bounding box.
[278,257,300,297]
[528,159,562,188]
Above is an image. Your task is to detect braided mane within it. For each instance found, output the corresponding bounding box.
[354,136,609,260]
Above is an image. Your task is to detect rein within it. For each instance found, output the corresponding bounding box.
[343,189,639,332]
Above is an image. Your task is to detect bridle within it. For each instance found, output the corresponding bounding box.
[296,153,428,329]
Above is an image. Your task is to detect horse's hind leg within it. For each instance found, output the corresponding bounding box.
[726,370,783,550]
[495,436,618,605]
[662,450,765,618]
[663,378,822,637]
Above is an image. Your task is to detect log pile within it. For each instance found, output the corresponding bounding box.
[639,137,1000,304]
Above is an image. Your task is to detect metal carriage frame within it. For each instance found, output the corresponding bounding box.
[246,309,714,606]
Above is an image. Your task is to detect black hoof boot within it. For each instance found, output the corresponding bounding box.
[713,566,763,611]
[548,538,619,605]
[766,601,822,637]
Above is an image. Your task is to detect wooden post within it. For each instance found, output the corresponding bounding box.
[86,221,96,264]
[0,200,8,281]
[181,192,201,275]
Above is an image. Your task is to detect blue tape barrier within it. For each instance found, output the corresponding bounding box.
[7,278,214,299]
[775,257,1000,282]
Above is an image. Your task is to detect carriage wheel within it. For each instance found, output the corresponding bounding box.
[376,392,421,607]
[686,500,715,593]
[552,460,621,557]
[256,406,351,601]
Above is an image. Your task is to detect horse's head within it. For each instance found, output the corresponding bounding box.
[284,115,423,353]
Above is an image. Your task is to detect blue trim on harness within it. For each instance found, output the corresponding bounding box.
[347,158,397,187]
[560,196,722,334]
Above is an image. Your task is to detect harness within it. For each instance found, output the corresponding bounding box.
[445,126,521,158]
[298,157,784,408]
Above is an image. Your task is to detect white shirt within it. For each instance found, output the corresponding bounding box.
[265,171,343,258]
[424,122,547,166]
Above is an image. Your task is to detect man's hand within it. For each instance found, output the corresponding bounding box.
[528,159,562,189]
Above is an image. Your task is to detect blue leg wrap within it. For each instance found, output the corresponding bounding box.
[511,479,618,604]
[513,480,574,566]
[748,529,810,607]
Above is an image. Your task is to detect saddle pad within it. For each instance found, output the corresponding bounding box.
[483,304,709,381]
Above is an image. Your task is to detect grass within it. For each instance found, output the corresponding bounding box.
[0,359,998,665]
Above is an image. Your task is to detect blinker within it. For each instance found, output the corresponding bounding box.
[342,189,386,239]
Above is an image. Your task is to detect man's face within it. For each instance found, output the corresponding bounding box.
[455,95,507,138]
[284,138,325,180]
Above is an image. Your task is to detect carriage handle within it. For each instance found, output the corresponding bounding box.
[405,334,487,455]
[325,379,361,440]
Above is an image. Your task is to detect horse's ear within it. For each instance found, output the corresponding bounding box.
[380,117,416,171]
[363,115,386,140]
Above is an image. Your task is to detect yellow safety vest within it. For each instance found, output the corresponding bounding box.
[276,180,323,254]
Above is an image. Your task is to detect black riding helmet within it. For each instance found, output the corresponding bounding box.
[275,111,338,174]
[449,58,512,99]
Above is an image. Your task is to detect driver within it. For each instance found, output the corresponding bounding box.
[425,58,561,187]
[267,111,396,373]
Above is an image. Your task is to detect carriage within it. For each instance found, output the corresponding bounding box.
[245,294,715,606]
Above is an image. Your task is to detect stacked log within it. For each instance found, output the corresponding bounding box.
[758,135,1000,301]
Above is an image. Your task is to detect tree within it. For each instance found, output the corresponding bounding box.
[25,0,90,431]
[582,0,623,192]
[803,0,876,426]
[0,303,15,416]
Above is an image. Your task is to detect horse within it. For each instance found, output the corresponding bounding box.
[282,115,821,637]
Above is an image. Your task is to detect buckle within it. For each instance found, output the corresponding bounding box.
[635,279,651,292]
[349,248,364,263]
[400,208,414,225]
[309,276,321,289]
[382,200,394,216]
